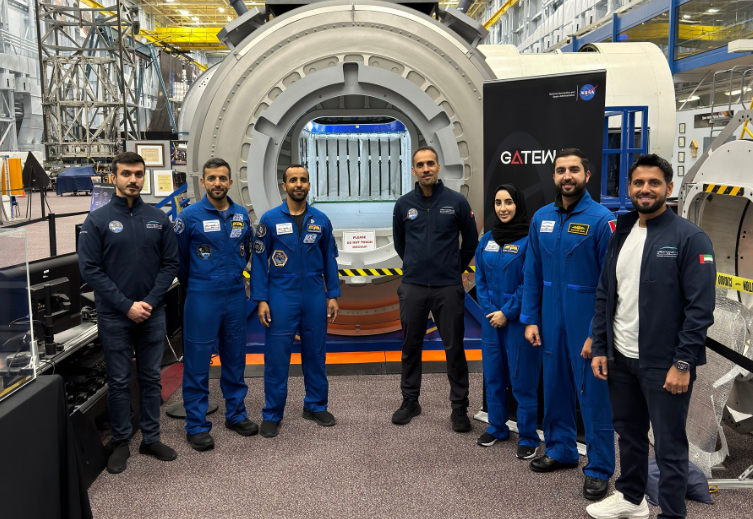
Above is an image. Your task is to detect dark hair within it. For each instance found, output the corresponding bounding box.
[554,148,589,172]
[283,164,309,183]
[628,154,673,184]
[411,146,438,165]
[203,157,231,178]
[111,151,145,174]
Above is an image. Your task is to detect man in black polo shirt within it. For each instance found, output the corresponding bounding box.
[588,154,716,519]
[391,146,479,431]
[79,151,179,474]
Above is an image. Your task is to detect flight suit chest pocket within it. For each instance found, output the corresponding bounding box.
[565,233,594,258]
[434,206,457,233]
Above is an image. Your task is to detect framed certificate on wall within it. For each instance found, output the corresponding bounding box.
[135,143,165,167]
[154,170,174,197]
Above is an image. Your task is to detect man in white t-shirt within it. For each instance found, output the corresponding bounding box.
[587,154,716,519]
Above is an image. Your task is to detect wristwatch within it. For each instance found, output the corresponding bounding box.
[674,360,690,372]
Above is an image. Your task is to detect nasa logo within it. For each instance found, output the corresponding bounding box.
[579,84,597,101]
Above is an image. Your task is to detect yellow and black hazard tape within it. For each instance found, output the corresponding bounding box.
[338,266,477,277]
[704,184,745,196]
[716,272,753,294]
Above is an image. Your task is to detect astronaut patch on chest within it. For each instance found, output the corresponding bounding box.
[272,250,288,267]
[540,221,555,233]
[197,244,212,260]
[484,241,500,252]
[276,223,294,235]
[303,234,317,244]
[567,223,590,236]
[503,244,519,254]
[230,228,242,238]
[307,224,322,233]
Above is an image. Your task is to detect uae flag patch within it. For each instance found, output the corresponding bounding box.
[608,220,617,233]
[700,254,714,264]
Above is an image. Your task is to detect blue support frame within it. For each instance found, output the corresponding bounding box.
[601,106,649,213]
[154,183,189,220]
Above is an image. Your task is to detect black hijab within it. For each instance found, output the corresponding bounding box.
[491,184,529,247]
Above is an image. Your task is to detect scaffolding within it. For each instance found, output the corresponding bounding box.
[35,0,142,161]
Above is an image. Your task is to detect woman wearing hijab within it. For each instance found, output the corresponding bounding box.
[474,184,542,459]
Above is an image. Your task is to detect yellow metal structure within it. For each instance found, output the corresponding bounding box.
[75,0,211,68]
[484,0,520,30]
[740,99,753,140]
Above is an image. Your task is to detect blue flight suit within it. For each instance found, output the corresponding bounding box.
[174,195,253,435]
[520,191,615,481]
[251,201,341,422]
[475,232,541,446]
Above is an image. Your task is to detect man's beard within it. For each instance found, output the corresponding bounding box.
[631,193,666,214]
[556,180,586,198]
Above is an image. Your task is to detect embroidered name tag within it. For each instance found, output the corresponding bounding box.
[657,246,678,258]
[440,206,455,214]
[276,223,293,235]
[540,221,555,233]
[503,244,519,254]
[567,223,590,236]
[484,241,500,252]
[203,220,221,232]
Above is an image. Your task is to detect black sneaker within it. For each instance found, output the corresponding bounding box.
[139,440,178,461]
[225,418,259,436]
[391,399,421,425]
[451,407,472,433]
[260,420,280,438]
[107,441,130,474]
[516,444,538,460]
[477,432,499,447]
[302,409,336,426]
[186,432,215,451]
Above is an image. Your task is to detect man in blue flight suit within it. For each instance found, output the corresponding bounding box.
[252,164,341,438]
[174,158,257,451]
[521,148,615,500]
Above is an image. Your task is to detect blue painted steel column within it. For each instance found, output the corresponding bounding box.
[667,0,678,73]
[572,35,580,52]
[612,13,619,42]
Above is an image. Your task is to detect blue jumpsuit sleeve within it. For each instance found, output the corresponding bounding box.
[458,198,480,272]
[520,218,543,326]
[251,216,272,303]
[322,219,341,299]
[143,212,180,309]
[78,215,133,315]
[591,233,616,358]
[174,214,190,288]
[393,201,405,260]
[474,235,496,316]
[588,215,614,338]
[499,242,526,321]
[676,232,716,367]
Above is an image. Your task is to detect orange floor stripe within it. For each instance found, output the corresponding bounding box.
[211,350,482,366]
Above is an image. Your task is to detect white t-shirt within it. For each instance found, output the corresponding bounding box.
[613,220,647,359]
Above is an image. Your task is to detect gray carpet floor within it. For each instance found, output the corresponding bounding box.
[87,372,753,518]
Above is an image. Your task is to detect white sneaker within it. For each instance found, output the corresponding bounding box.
[586,491,650,519]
